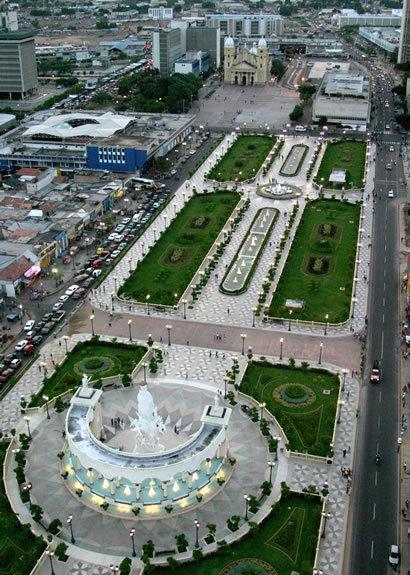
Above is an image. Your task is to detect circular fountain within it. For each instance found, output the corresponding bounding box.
[258,181,300,200]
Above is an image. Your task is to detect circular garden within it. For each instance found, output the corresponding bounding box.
[273,383,316,408]
[219,559,278,575]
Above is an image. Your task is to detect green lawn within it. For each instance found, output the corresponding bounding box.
[0,442,45,575]
[241,361,339,456]
[119,192,240,305]
[208,135,275,182]
[151,494,321,575]
[268,199,360,323]
[315,140,366,188]
[29,340,146,407]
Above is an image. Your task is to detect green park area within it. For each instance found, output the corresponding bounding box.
[268,199,360,323]
[152,493,321,575]
[119,192,240,305]
[0,442,45,575]
[314,140,366,188]
[208,135,275,182]
[29,340,146,407]
[241,361,339,456]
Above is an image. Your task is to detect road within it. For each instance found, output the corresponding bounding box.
[347,60,404,573]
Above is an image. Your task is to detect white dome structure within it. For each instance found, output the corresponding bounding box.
[258,37,267,49]
[251,41,257,55]
[224,36,234,48]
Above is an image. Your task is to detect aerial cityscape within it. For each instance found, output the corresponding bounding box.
[0,0,408,574]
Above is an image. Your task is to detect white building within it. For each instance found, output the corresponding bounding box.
[312,73,371,126]
[205,13,283,37]
[148,7,173,20]
[0,10,18,31]
[333,11,401,28]
[359,27,400,54]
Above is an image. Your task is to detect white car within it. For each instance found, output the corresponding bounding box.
[53,301,63,312]
[388,190,394,198]
[189,149,196,155]
[388,544,400,567]
[65,284,79,297]
[59,294,70,303]
[15,339,29,352]
[23,320,35,332]
[92,269,102,278]
[389,145,394,152]
[108,233,119,241]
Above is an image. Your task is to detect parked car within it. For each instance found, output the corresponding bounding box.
[370,360,382,384]
[42,313,53,323]
[40,323,55,335]
[6,313,20,322]
[31,335,43,345]
[65,284,79,296]
[53,310,66,322]
[10,358,22,369]
[24,320,35,332]
[388,544,400,567]
[4,354,17,365]
[35,321,45,331]
[59,294,70,304]
[72,287,87,299]
[23,344,35,355]
[52,302,64,312]
[92,269,102,278]
[1,368,13,379]
[25,330,36,340]
[15,340,29,352]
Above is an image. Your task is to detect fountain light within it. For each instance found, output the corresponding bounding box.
[124,485,131,496]
[172,480,180,493]
[192,471,199,482]
[102,478,110,490]
[148,481,156,498]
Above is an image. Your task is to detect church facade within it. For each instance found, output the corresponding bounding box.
[223,36,270,86]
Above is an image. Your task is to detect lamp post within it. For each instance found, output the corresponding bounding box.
[341,368,348,391]
[240,333,247,355]
[128,319,132,341]
[182,298,187,320]
[337,400,345,424]
[113,276,118,293]
[318,342,323,365]
[223,375,229,399]
[128,257,132,272]
[130,528,136,556]
[43,395,50,419]
[321,512,332,538]
[273,436,280,461]
[18,304,23,324]
[244,494,251,521]
[24,416,31,438]
[252,306,257,327]
[142,362,147,384]
[260,402,266,420]
[146,294,151,315]
[90,314,95,336]
[194,519,200,548]
[166,325,172,346]
[67,515,75,544]
[288,309,293,331]
[111,292,115,311]
[110,566,119,574]
[63,335,69,354]
[324,313,329,336]
[70,249,76,270]
[279,337,284,360]
[268,460,276,484]
[46,550,55,575]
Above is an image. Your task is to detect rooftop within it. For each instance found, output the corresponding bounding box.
[324,73,368,97]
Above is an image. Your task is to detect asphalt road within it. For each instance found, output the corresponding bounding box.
[347,62,404,574]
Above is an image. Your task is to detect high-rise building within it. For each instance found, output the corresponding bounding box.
[152,28,184,76]
[148,7,173,20]
[399,0,410,63]
[0,31,38,99]
[205,13,283,37]
[186,26,221,68]
[0,9,18,31]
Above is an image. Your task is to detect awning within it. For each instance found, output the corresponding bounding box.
[24,265,41,279]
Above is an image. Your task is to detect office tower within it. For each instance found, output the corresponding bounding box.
[0,31,38,99]
[152,28,184,76]
[186,26,221,68]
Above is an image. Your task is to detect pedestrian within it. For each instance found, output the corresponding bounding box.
[406,499,409,509]
[404,461,407,472]
[160,336,163,343]
[343,449,347,457]
[58,340,61,347]
[346,390,350,400]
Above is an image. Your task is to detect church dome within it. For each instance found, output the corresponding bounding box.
[224,36,234,48]
[258,37,267,49]
[250,41,257,55]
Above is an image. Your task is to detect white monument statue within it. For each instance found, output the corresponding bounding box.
[130,384,165,452]
[81,373,91,389]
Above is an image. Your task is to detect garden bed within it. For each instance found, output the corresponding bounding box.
[268,199,360,323]
[208,135,275,182]
[118,192,240,306]
[29,339,146,406]
[241,361,339,456]
[279,144,308,177]
[314,140,366,189]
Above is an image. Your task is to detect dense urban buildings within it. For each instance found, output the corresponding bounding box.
[205,13,284,37]
[399,0,410,63]
[0,30,38,100]
[152,27,184,76]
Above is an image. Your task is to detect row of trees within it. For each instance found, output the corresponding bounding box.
[289,82,317,122]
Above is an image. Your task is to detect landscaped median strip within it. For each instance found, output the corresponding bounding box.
[279,144,309,177]
[220,208,278,295]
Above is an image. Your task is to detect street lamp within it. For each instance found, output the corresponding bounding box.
[24,416,31,438]
[288,309,293,331]
[46,550,55,575]
[18,304,23,324]
[244,494,251,520]
[146,294,151,315]
[260,402,266,420]
[130,528,136,556]
[128,257,132,272]
[128,319,132,341]
[318,342,323,365]
[240,333,247,355]
[142,362,147,384]
[268,460,276,484]
[342,368,348,392]
[252,306,257,327]
[166,325,172,346]
[70,249,76,271]
[194,519,200,548]
[324,313,329,336]
[337,400,345,424]
[273,436,280,461]
[113,276,118,292]
[321,512,332,538]
[111,292,115,311]
[67,515,75,544]
[63,335,69,354]
[223,375,229,399]
[279,337,284,360]
[43,395,50,419]
[182,298,187,320]
[90,314,95,336]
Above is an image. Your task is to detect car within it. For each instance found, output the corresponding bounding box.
[170,169,177,175]
[118,242,127,250]
[108,233,119,241]
[25,330,36,340]
[23,344,35,355]
[65,284,79,296]
[189,149,196,155]
[115,224,125,233]
[370,360,382,383]
[113,234,124,243]
[83,277,95,288]
[121,217,131,224]
[15,340,29,352]
[1,368,13,379]
[388,544,400,567]
[386,163,392,170]
[52,301,64,312]
[388,190,394,198]
[41,313,53,323]
[6,312,20,322]
[111,250,120,258]
[10,358,22,370]
[31,335,43,345]
[24,320,35,332]
[53,310,66,322]
[92,269,102,278]
[385,124,391,130]
[295,125,307,132]
[72,287,87,299]
[0,376,8,385]
[241,404,252,415]
[40,322,55,335]
[389,145,394,152]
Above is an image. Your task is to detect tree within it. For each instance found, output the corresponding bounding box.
[141,540,155,561]
[167,557,179,570]
[119,557,132,575]
[192,548,203,562]
[396,113,410,129]
[270,59,286,79]
[298,83,316,103]
[289,105,304,122]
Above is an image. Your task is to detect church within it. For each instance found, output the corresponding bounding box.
[223,36,270,86]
